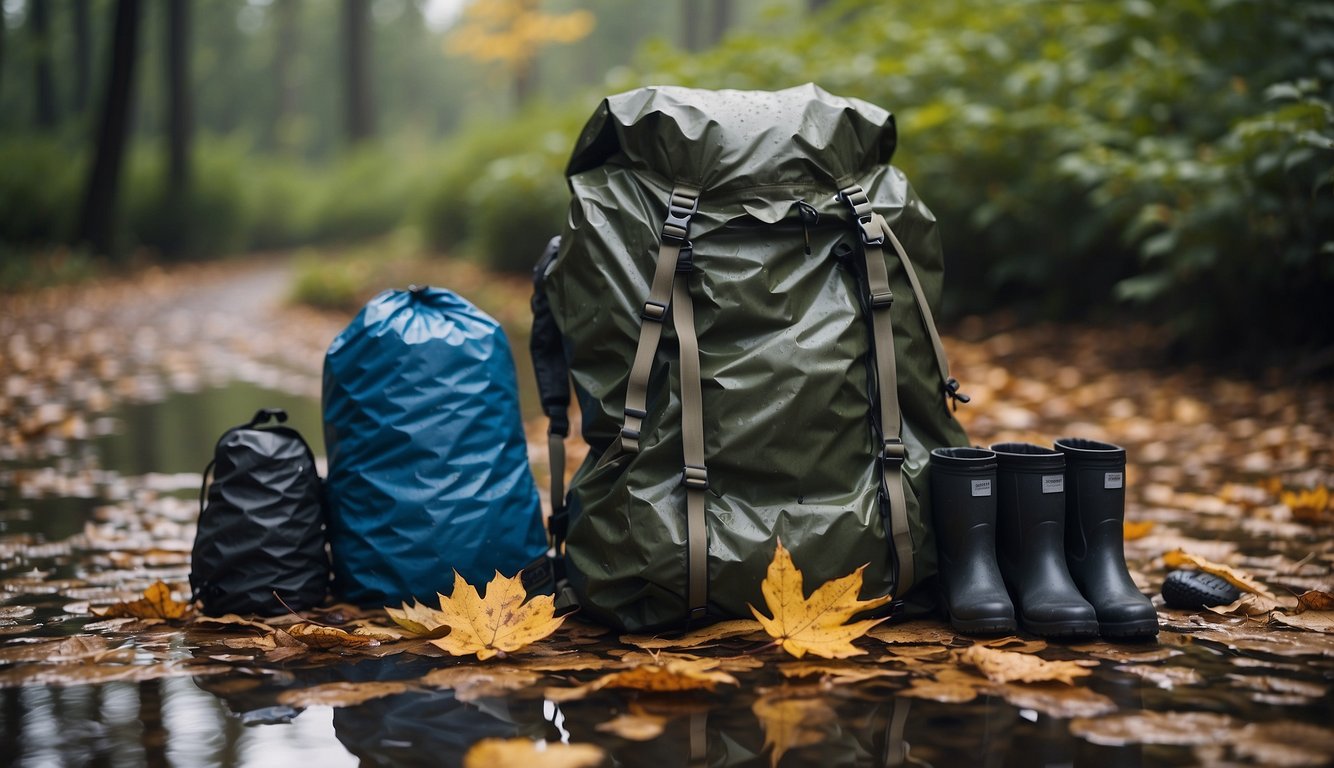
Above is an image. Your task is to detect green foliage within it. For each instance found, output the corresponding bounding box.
[0,138,85,245]
[125,140,252,259]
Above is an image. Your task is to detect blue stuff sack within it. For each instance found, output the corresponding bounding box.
[322,286,549,606]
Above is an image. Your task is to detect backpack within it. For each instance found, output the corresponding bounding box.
[322,286,550,607]
[191,408,329,616]
[531,84,971,631]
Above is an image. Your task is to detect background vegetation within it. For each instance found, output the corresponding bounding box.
[1,0,1331,364]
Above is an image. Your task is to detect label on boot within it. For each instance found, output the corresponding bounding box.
[970,479,992,497]
[1104,471,1124,489]
[1041,475,1064,494]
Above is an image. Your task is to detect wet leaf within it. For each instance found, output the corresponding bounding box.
[428,571,564,661]
[1280,486,1331,524]
[286,624,378,650]
[621,619,765,650]
[777,660,908,685]
[748,539,891,659]
[997,683,1117,719]
[1207,592,1297,617]
[384,599,450,637]
[1296,590,1334,612]
[1123,520,1156,540]
[752,693,835,768]
[955,645,1093,685]
[545,657,738,702]
[867,620,960,646]
[1270,611,1334,633]
[1226,673,1328,699]
[91,580,190,620]
[1117,664,1203,690]
[1163,549,1276,597]
[422,665,541,702]
[189,614,275,633]
[898,677,981,703]
[276,681,411,708]
[1071,711,1238,746]
[595,709,668,741]
[1070,642,1182,664]
[463,738,604,768]
[1233,721,1334,767]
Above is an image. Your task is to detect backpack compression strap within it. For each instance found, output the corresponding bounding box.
[619,184,709,623]
[840,184,915,592]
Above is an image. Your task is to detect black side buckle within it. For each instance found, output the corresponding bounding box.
[642,300,668,322]
[880,439,906,467]
[676,242,694,273]
[662,191,701,244]
[857,214,886,246]
[683,464,709,490]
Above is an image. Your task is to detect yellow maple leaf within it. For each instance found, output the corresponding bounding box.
[955,645,1092,685]
[93,581,190,620]
[1163,549,1276,598]
[748,539,891,659]
[384,599,451,637]
[428,571,564,660]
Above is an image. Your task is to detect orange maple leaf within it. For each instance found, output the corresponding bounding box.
[428,571,564,661]
[93,581,190,620]
[748,539,892,659]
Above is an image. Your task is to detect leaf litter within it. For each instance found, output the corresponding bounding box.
[2,259,1333,763]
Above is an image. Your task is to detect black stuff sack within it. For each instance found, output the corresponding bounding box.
[190,408,329,616]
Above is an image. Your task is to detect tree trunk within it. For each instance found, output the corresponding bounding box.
[163,0,192,259]
[76,0,142,258]
[31,0,58,129]
[682,0,704,51]
[710,0,733,47]
[341,0,374,143]
[273,0,299,150]
[0,5,7,104]
[73,0,92,115]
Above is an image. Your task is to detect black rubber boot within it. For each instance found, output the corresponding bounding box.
[991,442,1099,639]
[1056,437,1159,640]
[929,447,1017,635]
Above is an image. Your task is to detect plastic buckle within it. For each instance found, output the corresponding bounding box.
[662,191,701,244]
[857,214,886,246]
[683,464,709,490]
[676,242,694,273]
[642,300,668,322]
[880,439,906,466]
[870,289,894,309]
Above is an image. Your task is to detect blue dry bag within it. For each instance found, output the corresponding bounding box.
[322,286,549,606]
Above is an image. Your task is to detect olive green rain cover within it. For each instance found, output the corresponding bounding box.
[543,84,970,631]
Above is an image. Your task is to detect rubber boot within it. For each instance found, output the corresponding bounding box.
[929,447,1016,635]
[1056,437,1159,640]
[991,442,1099,639]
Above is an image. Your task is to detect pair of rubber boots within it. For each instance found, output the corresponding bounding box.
[930,439,1157,640]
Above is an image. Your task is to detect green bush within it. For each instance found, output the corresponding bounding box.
[0,138,85,246]
[124,139,252,259]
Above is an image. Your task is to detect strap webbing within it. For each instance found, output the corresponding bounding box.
[620,186,701,454]
[840,184,915,593]
[673,275,709,622]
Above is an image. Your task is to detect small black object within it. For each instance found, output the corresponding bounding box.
[1161,569,1241,609]
[191,408,329,616]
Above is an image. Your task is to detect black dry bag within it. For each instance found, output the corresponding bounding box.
[190,408,329,615]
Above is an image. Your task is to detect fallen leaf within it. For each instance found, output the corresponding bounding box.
[287,624,378,650]
[998,683,1117,719]
[595,710,668,741]
[511,653,611,672]
[748,540,891,659]
[1071,643,1181,664]
[620,619,765,650]
[617,650,764,674]
[384,599,450,637]
[422,665,541,702]
[1296,590,1334,613]
[752,694,835,768]
[1072,710,1238,747]
[1123,520,1156,540]
[976,636,1048,654]
[188,614,275,632]
[1270,612,1334,633]
[1225,674,1328,699]
[463,739,604,768]
[92,581,190,620]
[1207,592,1297,617]
[1233,721,1334,767]
[897,678,981,703]
[955,645,1093,685]
[1281,486,1331,524]
[429,571,565,661]
[777,660,907,685]
[1117,664,1203,690]
[867,620,960,646]
[277,681,411,708]
[544,657,738,702]
[1163,549,1276,598]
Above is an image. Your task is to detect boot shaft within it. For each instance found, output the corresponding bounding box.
[990,442,1067,545]
[1056,438,1127,562]
[929,447,998,564]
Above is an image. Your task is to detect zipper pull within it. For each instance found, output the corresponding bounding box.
[796,200,819,255]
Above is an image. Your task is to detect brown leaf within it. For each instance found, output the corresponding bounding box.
[1163,549,1276,598]
[1269,611,1334,633]
[998,683,1117,719]
[595,710,668,741]
[1296,590,1334,613]
[1123,520,1155,540]
[544,657,738,702]
[277,681,411,708]
[897,678,981,704]
[462,738,604,768]
[287,624,379,650]
[91,581,190,620]
[1071,711,1238,747]
[752,694,835,768]
[1233,721,1334,767]
[422,665,541,702]
[749,540,891,659]
[867,620,960,646]
[428,572,565,661]
[777,660,908,685]
[1117,664,1203,690]
[955,645,1093,685]
[1207,592,1297,617]
[1071,643,1182,664]
[188,614,275,632]
[620,619,765,650]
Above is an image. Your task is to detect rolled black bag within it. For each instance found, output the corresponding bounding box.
[190,408,329,615]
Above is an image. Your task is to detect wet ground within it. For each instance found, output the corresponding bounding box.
[0,257,1331,767]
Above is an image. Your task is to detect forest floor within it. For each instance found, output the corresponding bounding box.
[0,254,1331,767]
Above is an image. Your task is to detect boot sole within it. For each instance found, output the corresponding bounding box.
[950,616,1018,636]
[1099,617,1159,640]
[1020,618,1100,639]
